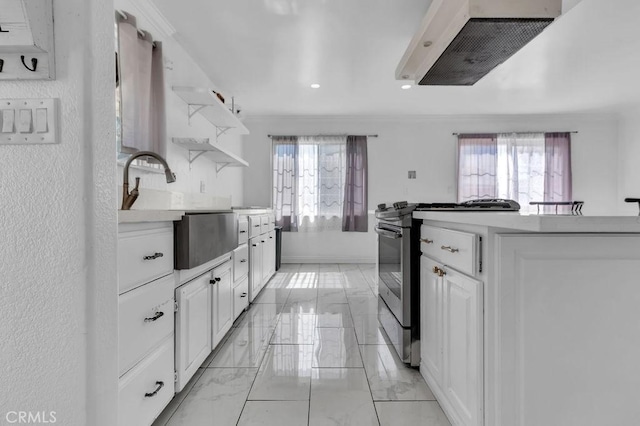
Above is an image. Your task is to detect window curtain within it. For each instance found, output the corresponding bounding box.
[458,132,572,213]
[297,136,346,232]
[544,133,572,204]
[272,136,299,231]
[342,135,368,232]
[116,13,166,157]
[496,133,546,212]
[457,134,498,201]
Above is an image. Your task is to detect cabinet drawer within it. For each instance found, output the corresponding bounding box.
[119,275,174,377]
[249,215,262,238]
[118,336,175,426]
[421,225,478,276]
[233,276,249,320]
[118,225,174,294]
[238,217,249,245]
[260,215,270,234]
[233,244,249,282]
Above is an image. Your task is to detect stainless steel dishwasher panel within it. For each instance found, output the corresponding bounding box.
[174,213,238,270]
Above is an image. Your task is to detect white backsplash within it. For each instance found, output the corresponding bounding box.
[117,187,232,210]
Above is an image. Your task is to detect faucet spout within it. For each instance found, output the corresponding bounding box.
[121,151,176,210]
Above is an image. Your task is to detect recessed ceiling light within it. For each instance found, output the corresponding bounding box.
[401,84,412,90]
[310,83,320,89]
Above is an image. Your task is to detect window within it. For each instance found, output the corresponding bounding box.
[272,135,368,232]
[457,132,572,214]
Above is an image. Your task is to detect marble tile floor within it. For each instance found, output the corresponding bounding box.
[153,264,450,426]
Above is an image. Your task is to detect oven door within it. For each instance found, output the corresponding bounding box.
[375,222,411,327]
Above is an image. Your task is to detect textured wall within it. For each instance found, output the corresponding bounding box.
[0,1,117,425]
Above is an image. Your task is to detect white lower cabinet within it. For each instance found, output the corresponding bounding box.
[175,272,212,392]
[233,276,249,319]
[249,238,263,302]
[421,254,483,426]
[211,260,233,348]
[118,336,175,426]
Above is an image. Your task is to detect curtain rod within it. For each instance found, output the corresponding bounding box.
[452,131,578,136]
[268,134,378,138]
[116,10,157,48]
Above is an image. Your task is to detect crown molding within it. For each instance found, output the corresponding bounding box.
[125,0,176,39]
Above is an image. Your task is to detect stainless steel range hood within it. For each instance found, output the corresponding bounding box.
[396,0,561,86]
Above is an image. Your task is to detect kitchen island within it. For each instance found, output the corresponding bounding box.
[412,211,640,426]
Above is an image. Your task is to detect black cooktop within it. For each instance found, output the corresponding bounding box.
[415,199,521,211]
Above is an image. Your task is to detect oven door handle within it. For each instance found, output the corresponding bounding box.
[375,227,402,239]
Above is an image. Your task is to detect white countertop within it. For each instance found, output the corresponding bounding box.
[118,210,185,223]
[412,211,640,233]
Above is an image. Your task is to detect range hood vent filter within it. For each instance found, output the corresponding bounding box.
[419,18,554,86]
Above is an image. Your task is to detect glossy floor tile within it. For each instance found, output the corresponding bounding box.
[375,401,451,426]
[271,313,317,344]
[164,368,257,426]
[238,401,309,426]
[309,368,378,426]
[316,303,354,328]
[360,345,435,401]
[157,264,444,426]
[313,328,363,367]
[248,344,314,401]
[207,324,274,368]
[352,314,391,345]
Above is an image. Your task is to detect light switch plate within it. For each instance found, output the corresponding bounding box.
[0,98,58,144]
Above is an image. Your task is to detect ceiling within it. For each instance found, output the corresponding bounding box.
[151,0,640,116]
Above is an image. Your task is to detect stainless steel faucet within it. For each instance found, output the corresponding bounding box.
[121,151,176,210]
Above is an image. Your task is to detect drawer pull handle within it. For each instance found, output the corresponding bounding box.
[252,243,258,247]
[240,259,247,263]
[261,240,266,243]
[144,311,164,323]
[144,381,164,398]
[441,246,459,253]
[254,224,260,227]
[210,277,221,284]
[143,252,164,260]
[421,238,434,244]
[269,236,273,239]
[240,292,247,298]
[432,266,446,277]
[240,230,247,233]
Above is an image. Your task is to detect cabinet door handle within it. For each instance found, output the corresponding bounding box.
[432,266,446,277]
[143,252,164,260]
[240,259,247,263]
[261,240,266,243]
[210,277,221,284]
[441,245,459,253]
[144,311,164,323]
[254,224,260,227]
[240,230,247,233]
[240,292,247,298]
[144,381,164,398]
[421,238,433,244]
[252,243,258,247]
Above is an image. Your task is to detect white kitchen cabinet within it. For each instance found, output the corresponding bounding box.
[442,265,483,426]
[265,230,276,278]
[233,276,249,320]
[211,260,233,348]
[118,221,176,426]
[420,225,483,426]
[420,255,443,386]
[249,238,263,302]
[175,272,212,392]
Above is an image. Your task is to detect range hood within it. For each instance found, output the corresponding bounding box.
[396,0,561,86]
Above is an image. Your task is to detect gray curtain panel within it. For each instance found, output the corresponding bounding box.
[342,135,368,232]
[273,137,299,231]
[544,132,572,207]
[117,13,165,156]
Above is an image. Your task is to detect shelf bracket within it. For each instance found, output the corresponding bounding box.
[187,104,207,125]
[215,162,231,174]
[216,126,232,138]
[188,150,207,165]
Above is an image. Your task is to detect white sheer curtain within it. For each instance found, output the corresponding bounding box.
[496,133,545,213]
[297,136,347,231]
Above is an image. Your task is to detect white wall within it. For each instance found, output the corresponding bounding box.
[115,0,245,206]
[0,1,117,425]
[617,107,640,215]
[243,114,620,262]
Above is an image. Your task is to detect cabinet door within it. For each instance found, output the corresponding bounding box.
[442,267,483,426]
[249,240,263,302]
[175,274,212,392]
[262,232,275,283]
[211,261,234,349]
[420,255,443,386]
